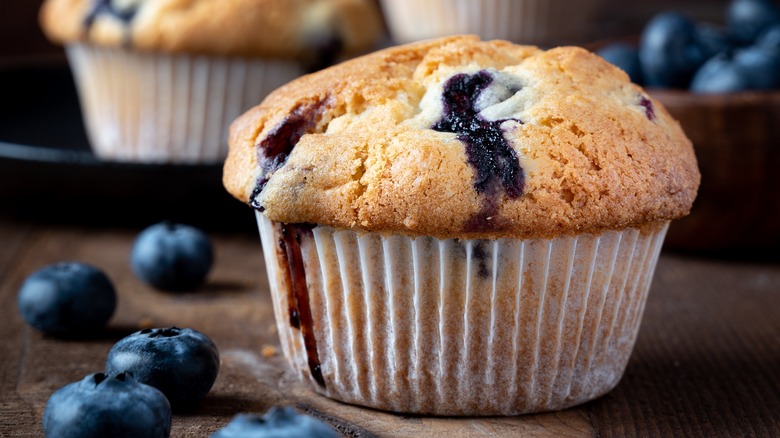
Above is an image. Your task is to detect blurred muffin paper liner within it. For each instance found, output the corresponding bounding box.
[380,0,607,46]
[68,44,303,164]
[38,0,386,164]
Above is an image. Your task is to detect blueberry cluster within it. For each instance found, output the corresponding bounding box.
[17,262,116,336]
[41,326,221,437]
[17,222,227,437]
[131,221,214,292]
[597,0,780,93]
[18,222,214,337]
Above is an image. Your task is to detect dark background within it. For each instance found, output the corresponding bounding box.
[0,0,746,237]
[0,0,735,59]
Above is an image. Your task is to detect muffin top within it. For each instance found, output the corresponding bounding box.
[224,35,701,240]
[39,0,384,60]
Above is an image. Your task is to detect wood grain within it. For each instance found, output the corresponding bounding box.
[589,255,780,437]
[1,220,779,437]
[0,220,38,437]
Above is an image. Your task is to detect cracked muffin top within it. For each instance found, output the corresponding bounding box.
[39,0,383,59]
[224,35,701,240]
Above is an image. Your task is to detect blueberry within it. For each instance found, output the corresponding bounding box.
[639,12,709,88]
[250,99,327,209]
[131,222,214,292]
[211,407,339,438]
[756,23,780,48]
[690,53,750,93]
[84,0,138,29]
[696,23,734,58]
[105,327,220,408]
[596,42,644,84]
[17,262,116,335]
[43,372,171,438]
[432,70,524,198]
[734,45,780,89]
[727,0,780,45]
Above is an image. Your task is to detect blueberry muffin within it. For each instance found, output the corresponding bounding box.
[223,35,700,415]
[39,0,384,163]
[380,0,607,47]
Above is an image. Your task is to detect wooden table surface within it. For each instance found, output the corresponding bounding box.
[1,218,779,438]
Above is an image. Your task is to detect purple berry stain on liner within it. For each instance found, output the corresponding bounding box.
[251,98,328,387]
[276,223,325,388]
[432,70,525,231]
[250,99,328,210]
[471,242,491,279]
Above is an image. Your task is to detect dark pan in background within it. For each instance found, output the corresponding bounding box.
[0,57,257,234]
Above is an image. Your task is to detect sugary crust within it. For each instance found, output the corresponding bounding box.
[39,0,383,58]
[224,36,701,239]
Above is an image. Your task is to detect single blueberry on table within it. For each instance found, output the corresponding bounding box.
[105,327,220,408]
[43,372,171,438]
[17,262,116,335]
[596,42,644,84]
[727,0,780,45]
[210,407,339,438]
[639,11,709,88]
[131,221,214,292]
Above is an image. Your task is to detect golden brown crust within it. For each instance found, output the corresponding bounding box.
[39,0,383,58]
[224,35,701,239]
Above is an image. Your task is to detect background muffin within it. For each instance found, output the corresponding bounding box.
[379,0,608,47]
[39,0,384,164]
[224,36,700,415]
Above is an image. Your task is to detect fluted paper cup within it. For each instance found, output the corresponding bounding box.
[380,0,606,47]
[65,44,304,164]
[257,212,669,415]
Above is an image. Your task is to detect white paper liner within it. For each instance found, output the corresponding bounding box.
[65,44,304,164]
[257,212,669,415]
[380,0,605,46]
